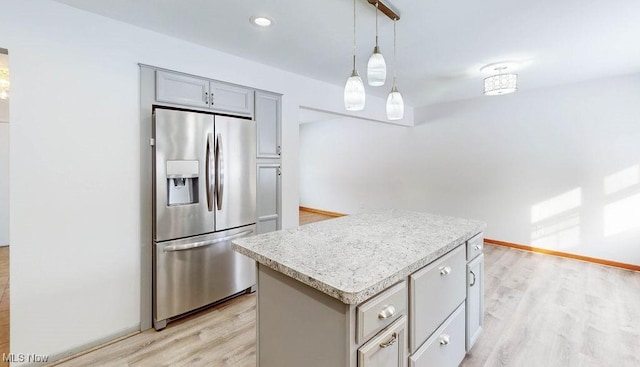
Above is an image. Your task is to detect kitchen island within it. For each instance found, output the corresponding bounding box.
[232,209,486,367]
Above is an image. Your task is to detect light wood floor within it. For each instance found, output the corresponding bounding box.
[48,212,640,367]
[0,246,9,367]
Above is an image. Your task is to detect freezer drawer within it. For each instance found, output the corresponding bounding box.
[153,225,256,328]
[409,304,466,367]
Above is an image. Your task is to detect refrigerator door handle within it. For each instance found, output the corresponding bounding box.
[215,133,224,211]
[163,230,253,252]
[205,133,214,212]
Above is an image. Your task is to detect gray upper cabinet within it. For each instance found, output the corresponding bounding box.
[210,81,254,117]
[156,70,210,108]
[155,70,255,118]
[255,91,282,159]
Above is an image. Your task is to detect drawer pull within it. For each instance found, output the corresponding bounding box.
[439,334,450,346]
[378,305,396,319]
[474,244,482,251]
[439,266,452,276]
[470,270,476,287]
[379,333,397,348]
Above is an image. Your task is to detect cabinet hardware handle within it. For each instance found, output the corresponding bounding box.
[210,93,215,105]
[439,266,452,276]
[439,334,450,346]
[470,270,476,287]
[474,244,482,251]
[277,145,282,155]
[378,305,396,319]
[379,333,397,348]
[204,92,209,104]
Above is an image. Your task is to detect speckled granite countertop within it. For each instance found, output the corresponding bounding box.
[232,209,485,304]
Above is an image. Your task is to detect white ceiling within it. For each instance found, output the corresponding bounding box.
[52,0,640,108]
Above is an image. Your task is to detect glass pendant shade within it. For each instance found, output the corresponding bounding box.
[484,73,517,95]
[344,70,366,111]
[386,85,404,120]
[367,47,386,86]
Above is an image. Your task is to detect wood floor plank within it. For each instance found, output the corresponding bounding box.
[0,246,7,366]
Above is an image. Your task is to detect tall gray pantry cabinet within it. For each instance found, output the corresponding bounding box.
[255,91,282,234]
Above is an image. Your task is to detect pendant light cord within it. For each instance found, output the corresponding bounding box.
[393,19,397,86]
[375,1,379,48]
[353,0,357,70]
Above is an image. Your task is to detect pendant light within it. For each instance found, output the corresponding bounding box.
[367,1,387,86]
[344,0,365,111]
[386,19,404,120]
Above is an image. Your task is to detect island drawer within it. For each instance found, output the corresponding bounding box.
[409,303,465,367]
[409,244,466,353]
[466,232,483,260]
[357,281,407,344]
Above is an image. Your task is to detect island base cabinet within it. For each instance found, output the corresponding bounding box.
[409,304,466,367]
[358,316,407,367]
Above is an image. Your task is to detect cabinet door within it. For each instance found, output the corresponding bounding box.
[156,70,210,108]
[255,91,282,159]
[257,163,281,234]
[358,316,407,367]
[466,253,484,351]
[210,81,254,117]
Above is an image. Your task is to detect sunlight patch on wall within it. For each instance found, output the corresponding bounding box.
[531,188,582,223]
[604,193,640,236]
[531,213,580,249]
[604,165,639,195]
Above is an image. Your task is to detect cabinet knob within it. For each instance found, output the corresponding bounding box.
[378,305,396,319]
[439,266,452,276]
[474,244,482,251]
[379,332,397,348]
[439,334,450,346]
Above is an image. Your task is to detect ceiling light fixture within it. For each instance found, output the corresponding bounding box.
[0,69,9,100]
[344,0,365,111]
[367,1,386,86]
[250,16,273,27]
[386,19,404,120]
[481,62,519,96]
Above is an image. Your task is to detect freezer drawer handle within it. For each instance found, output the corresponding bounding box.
[163,230,253,252]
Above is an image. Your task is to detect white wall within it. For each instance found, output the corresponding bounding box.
[300,73,640,266]
[0,0,412,362]
[0,122,8,247]
[0,52,8,247]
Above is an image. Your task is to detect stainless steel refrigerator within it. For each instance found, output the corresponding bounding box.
[152,107,256,330]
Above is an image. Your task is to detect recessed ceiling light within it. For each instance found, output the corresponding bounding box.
[251,16,273,27]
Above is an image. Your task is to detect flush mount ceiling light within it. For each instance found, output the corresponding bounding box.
[367,1,386,86]
[0,69,9,100]
[481,62,519,96]
[250,16,273,27]
[344,0,365,111]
